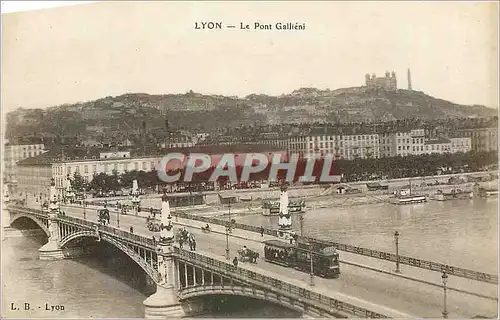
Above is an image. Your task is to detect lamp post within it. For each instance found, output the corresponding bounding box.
[394,230,401,273]
[309,242,315,286]
[442,272,448,318]
[299,214,304,237]
[225,201,231,260]
[83,188,87,220]
[116,201,120,228]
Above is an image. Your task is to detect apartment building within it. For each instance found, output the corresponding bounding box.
[4,143,47,194]
[456,127,498,152]
[52,151,160,195]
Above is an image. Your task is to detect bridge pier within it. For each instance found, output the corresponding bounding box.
[39,179,64,260]
[144,192,185,319]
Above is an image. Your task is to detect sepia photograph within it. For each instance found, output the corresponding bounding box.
[1,1,499,319]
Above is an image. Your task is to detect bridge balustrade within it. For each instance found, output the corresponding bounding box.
[49,202,499,284]
[173,247,389,318]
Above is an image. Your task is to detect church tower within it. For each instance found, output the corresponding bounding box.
[407,68,412,90]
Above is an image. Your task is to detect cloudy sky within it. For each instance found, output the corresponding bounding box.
[2,1,498,113]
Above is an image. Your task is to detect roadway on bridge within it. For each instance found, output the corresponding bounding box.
[52,203,497,319]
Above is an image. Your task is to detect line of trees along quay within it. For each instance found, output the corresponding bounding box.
[68,151,498,193]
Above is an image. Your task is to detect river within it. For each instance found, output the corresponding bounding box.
[1,234,299,318]
[2,197,497,318]
[236,197,499,274]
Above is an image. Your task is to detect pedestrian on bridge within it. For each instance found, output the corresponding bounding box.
[233,257,238,268]
[260,226,264,237]
[130,226,134,233]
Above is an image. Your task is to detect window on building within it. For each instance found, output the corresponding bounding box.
[124,163,128,171]
[93,165,97,173]
[104,164,109,172]
[84,165,88,173]
[135,162,139,170]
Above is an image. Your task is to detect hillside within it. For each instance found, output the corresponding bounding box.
[5,87,497,143]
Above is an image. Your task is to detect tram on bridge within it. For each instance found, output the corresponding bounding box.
[263,239,340,278]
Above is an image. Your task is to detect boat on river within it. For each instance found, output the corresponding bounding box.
[435,189,473,201]
[474,187,499,198]
[389,179,427,205]
[262,200,305,216]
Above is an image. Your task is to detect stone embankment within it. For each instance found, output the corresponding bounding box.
[92,171,498,210]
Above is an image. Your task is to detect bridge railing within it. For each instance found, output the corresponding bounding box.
[8,205,48,219]
[298,235,498,284]
[55,214,155,248]
[36,202,499,284]
[173,247,388,318]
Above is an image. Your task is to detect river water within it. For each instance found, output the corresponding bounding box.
[236,198,499,274]
[1,235,298,318]
[2,198,497,318]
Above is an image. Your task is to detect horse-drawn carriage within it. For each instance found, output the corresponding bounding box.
[146,217,162,232]
[176,228,197,250]
[98,209,110,225]
[237,248,259,263]
[201,224,211,233]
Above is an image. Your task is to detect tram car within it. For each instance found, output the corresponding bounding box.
[263,239,340,278]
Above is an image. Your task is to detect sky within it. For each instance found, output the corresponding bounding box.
[1,1,499,114]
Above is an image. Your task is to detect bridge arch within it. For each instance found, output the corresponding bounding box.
[178,285,319,317]
[59,232,160,283]
[10,214,50,237]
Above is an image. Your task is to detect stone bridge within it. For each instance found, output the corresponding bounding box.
[4,205,406,319]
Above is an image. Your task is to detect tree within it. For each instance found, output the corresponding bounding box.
[71,172,86,193]
[89,173,110,192]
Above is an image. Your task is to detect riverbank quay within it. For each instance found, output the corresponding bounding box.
[94,170,498,199]
[94,171,498,209]
[51,200,498,302]
[94,179,497,212]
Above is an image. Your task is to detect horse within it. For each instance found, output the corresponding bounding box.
[146,218,161,232]
[237,249,259,263]
[188,234,196,251]
[201,225,211,233]
[176,229,189,248]
[98,209,110,225]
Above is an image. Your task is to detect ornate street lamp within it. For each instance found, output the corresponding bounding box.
[83,187,87,220]
[309,242,315,286]
[116,201,120,228]
[225,201,231,260]
[299,214,304,237]
[442,272,448,318]
[394,230,401,273]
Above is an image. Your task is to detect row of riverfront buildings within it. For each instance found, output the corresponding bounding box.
[3,125,497,200]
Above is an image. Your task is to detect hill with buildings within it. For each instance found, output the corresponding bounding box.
[5,86,497,145]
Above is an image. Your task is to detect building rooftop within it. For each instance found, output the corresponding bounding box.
[17,143,285,166]
[424,137,451,145]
